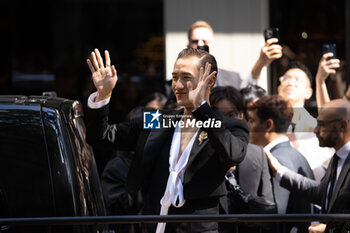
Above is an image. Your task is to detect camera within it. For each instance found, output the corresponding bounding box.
[322,43,336,60]
[264,27,280,41]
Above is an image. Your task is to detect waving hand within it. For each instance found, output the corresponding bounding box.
[86,49,118,102]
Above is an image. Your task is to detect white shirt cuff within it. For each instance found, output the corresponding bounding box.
[276,166,288,183]
[87,91,111,109]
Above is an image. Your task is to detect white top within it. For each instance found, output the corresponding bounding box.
[156,122,199,233]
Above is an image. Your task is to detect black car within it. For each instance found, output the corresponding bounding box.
[0,95,107,233]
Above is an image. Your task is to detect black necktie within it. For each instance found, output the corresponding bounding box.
[327,154,339,211]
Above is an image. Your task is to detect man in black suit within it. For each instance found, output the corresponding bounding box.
[247,95,314,233]
[266,99,350,233]
[85,48,249,233]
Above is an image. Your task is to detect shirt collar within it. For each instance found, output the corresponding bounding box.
[336,141,350,161]
[264,136,290,152]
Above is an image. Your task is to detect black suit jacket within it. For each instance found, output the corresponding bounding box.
[238,144,274,202]
[270,141,315,214]
[270,141,314,233]
[86,102,249,232]
[281,151,350,213]
[280,152,350,233]
[326,192,350,232]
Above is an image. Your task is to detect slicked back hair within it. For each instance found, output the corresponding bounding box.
[176,48,218,77]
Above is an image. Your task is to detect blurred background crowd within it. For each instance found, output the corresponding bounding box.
[0,0,347,122]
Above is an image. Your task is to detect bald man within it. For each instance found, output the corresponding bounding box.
[266,99,350,233]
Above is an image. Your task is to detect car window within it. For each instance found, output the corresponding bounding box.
[0,105,54,232]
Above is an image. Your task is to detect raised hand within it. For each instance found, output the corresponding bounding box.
[259,38,283,66]
[187,62,216,109]
[251,38,282,78]
[316,53,340,83]
[86,49,118,102]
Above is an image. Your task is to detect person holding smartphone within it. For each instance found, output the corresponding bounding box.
[248,35,335,181]
[242,28,283,88]
[251,38,283,79]
[315,46,341,108]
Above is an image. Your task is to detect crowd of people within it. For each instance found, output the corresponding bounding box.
[84,20,349,233]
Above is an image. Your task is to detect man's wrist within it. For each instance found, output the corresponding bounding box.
[88,92,111,109]
[95,91,112,102]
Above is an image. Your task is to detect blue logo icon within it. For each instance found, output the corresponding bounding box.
[143,110,162,129]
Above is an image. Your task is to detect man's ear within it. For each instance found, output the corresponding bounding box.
[265,119,274,132]
[340,119,348,132]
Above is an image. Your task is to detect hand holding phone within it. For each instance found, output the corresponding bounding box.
[264,28,280,42]
[316,43,340,83]
[322,44,336,60]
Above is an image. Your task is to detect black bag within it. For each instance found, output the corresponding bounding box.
[225,171,277,214]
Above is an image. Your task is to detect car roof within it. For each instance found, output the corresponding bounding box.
[0,95,84,120]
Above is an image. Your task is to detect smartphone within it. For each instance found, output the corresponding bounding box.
[197,45,209,53]
[322,43,336,60]
[264,27,280,41]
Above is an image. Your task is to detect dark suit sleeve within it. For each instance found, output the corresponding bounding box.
[280,169,324,205]
[85,103,142,151]
[192,102,249,166]
[259,146,275,202]
[101,154,143,215]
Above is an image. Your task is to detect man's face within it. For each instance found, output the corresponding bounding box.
[189,27,214,49]
[247,109,268,146]
[277,68,312,105]
[172,56,200,108]
[314,109,341,148]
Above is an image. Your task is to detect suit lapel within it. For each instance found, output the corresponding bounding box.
[186,129,209,168]
[142,109,182,176]
[329,152,350,210]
